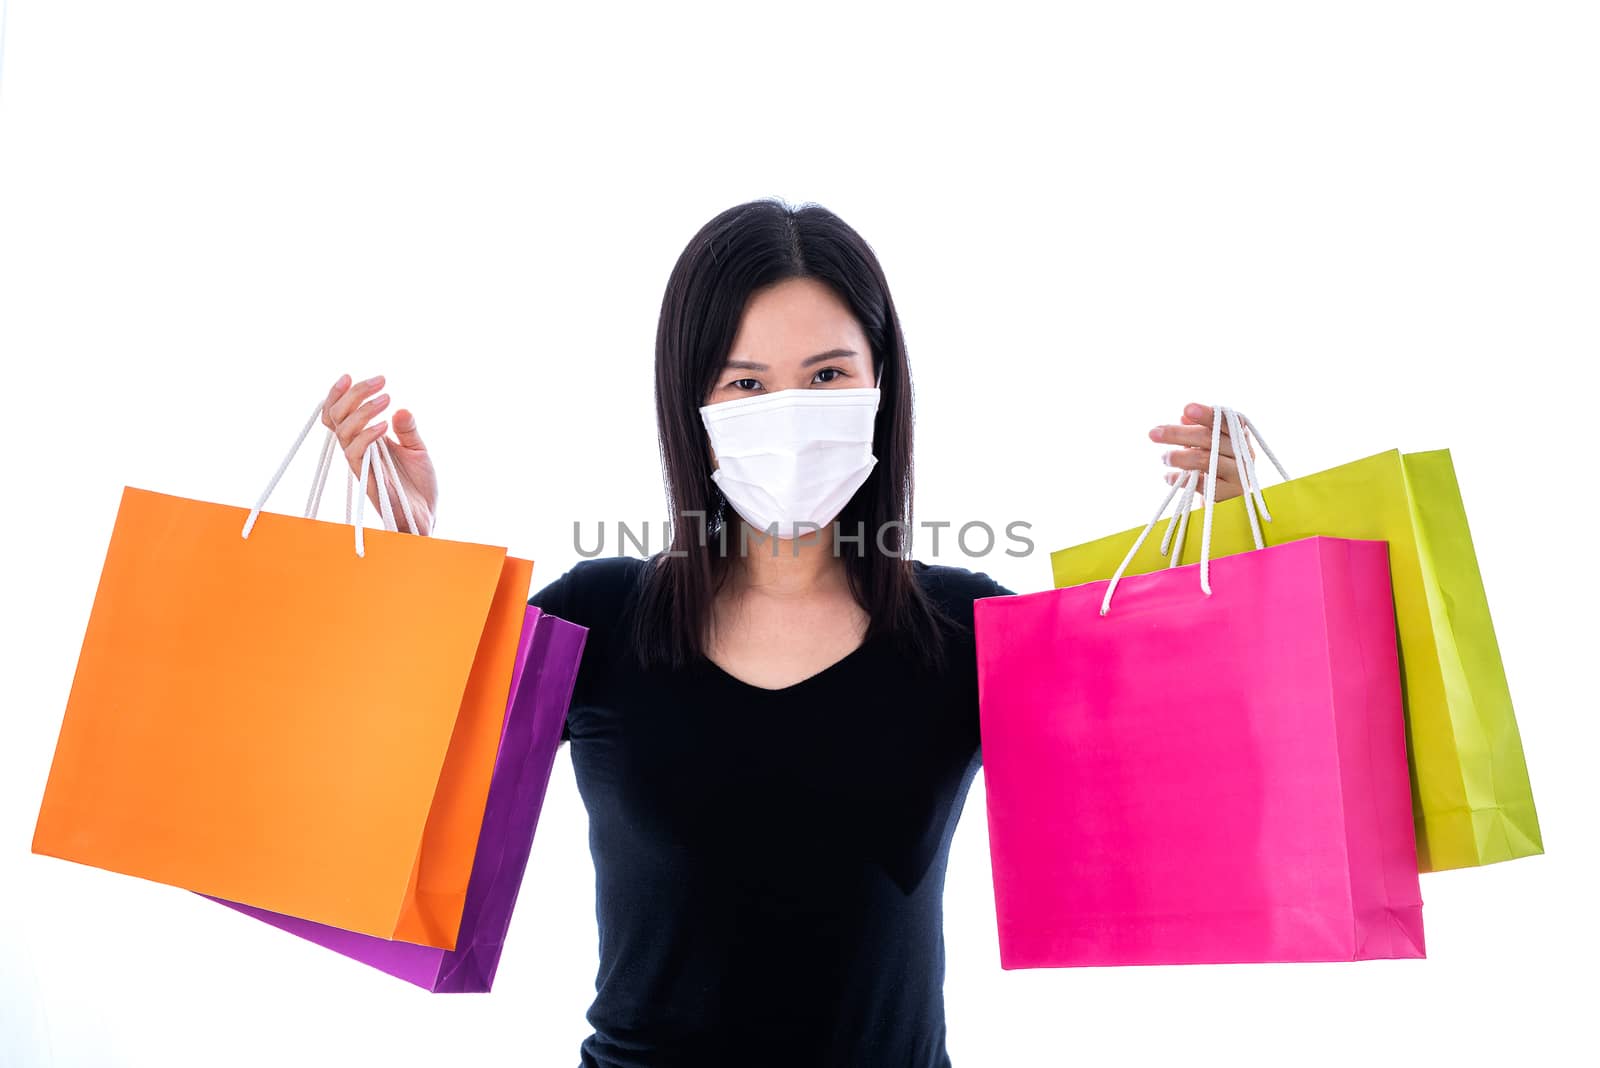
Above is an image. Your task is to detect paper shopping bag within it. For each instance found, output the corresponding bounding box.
[977,535,1424,967]
[1050,448,1540,873]
[33,410,533,949]
[207,606,586,992]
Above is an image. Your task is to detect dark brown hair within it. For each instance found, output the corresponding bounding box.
[629,197,955,671]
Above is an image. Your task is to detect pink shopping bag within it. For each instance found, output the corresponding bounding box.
[974,534,1424,967]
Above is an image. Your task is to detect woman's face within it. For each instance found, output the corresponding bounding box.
[703,277,874,406]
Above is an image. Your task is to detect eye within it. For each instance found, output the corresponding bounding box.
[729,378,761,392]
[813,367,846,385]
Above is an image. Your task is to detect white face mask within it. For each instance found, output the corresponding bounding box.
[699,369,883,541]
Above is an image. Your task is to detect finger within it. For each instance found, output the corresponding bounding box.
[1160,406,1258,459]
[329,374,387,439]
[321,374,352,429]
[390,408,425,450]
[1165,470,1216,491]
[344,419,390,468]
[1164,447,1248,486]
[1163,448,1207,473]
[336,391,391,446]
[1163,448,1245,482]
[1151,423,1237,459]
[1172,470,1244,499]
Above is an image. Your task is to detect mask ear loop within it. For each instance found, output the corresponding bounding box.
[873,360,884,389]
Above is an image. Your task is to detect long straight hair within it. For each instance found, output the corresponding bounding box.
[629,197,955,672]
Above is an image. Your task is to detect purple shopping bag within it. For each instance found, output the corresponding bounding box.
[975,535,1424,968]
[205,605,586,991]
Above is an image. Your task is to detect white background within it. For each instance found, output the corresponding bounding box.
[2,2,1595,1065]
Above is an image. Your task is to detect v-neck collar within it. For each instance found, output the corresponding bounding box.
[697,631,878,695]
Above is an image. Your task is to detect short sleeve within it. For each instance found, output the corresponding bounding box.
[977,573,1016,599]
[528,566,588,744]
[526,555,644,744]
[912,560,1014,630]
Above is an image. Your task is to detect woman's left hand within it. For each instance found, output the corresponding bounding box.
[1148,403,1254,503]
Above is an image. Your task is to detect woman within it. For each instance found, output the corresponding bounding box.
[319,199,1251,1066]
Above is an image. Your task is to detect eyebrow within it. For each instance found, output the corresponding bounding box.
[722,348,861,372]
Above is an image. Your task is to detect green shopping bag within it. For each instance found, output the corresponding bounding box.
[1050,441,1541,873]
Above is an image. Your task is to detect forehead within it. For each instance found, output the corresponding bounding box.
[727,277,869,363]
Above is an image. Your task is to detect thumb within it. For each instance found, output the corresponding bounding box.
[391,408,425,450]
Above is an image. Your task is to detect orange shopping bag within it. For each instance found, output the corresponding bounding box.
[33,399,533,950]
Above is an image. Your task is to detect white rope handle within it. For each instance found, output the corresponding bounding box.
[308,426,419,535]
[1099,406,1289,615]
[353,439,383,557]
[242,397,421,556]
[307,424,337,520]
[376,436,420,537]
[1157,411,1291,570]
[1160,469,1200,567]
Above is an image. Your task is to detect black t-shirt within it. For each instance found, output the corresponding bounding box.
[528,554,1014,1068]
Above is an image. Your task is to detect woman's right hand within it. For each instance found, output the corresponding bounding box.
[321,373,439,535]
